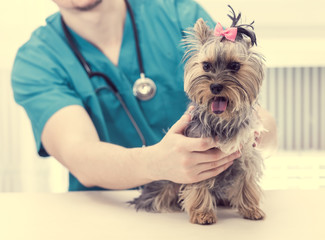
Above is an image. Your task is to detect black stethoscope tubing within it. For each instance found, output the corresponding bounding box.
[125,0,145,74]
[61,0,146,147]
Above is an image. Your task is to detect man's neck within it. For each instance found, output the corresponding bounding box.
[60,0,126,65]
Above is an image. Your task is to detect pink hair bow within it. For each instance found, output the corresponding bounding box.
[214,23,237,42]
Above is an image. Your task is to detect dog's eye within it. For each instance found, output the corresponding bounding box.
[202,62,213,72]
[227,62,241,72]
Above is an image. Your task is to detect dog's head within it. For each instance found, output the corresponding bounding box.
[183,6,265,120]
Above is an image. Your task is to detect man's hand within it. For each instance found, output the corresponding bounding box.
[141,111,241,184]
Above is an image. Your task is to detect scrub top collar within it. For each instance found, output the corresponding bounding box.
[55,1,140,93]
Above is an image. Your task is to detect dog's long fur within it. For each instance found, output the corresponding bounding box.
[130,6,266,224]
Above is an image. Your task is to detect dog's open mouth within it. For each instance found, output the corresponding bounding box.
[211,97,228,114]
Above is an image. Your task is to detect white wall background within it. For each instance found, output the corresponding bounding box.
[199,0,325,67]
[0,1,65,192]
[1,0,325,192]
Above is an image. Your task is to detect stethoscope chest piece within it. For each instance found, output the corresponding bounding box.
[133,73,156,101]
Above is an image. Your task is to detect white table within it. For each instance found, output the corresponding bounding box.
[0,190,324,240]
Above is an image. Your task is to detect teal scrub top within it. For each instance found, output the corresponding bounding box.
[11,0,215,191]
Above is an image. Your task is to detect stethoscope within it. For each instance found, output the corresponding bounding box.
[61,0,157,147]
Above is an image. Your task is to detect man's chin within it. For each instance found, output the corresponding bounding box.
[75,0,103,11]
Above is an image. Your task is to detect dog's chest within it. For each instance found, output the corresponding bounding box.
[185,106,263,154]
[185,116,251,151]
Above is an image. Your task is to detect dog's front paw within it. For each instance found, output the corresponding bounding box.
[190,210,217,225]
[240,207,265,220]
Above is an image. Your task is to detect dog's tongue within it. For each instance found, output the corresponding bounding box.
[211,97,228,114]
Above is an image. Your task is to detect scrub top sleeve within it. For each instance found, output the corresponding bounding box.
[11,45,84,157]
[175,0,216,31]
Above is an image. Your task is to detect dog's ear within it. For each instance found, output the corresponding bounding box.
[192,18,212,45]
[237,27,257,48]
[182,19,212,61]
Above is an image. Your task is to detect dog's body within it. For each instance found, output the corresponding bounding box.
[130,6,266,225]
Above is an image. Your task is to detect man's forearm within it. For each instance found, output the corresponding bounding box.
[60,141,151,190]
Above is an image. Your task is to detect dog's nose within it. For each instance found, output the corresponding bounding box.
[210,84,223,94]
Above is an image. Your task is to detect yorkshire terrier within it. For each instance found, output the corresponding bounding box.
[130,6,265,225]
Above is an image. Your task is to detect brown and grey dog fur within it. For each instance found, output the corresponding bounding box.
[130,6,266,225]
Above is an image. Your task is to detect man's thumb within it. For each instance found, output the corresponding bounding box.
[169,107,193,134]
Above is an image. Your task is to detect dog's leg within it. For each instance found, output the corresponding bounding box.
[129,181,181,212]
[179,180,217,225]
[228,173,265,220]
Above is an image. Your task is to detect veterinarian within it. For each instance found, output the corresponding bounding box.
[11,0,277,191]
